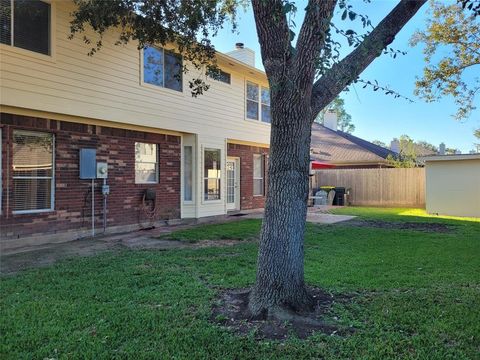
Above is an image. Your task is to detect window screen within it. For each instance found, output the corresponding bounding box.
[12,130,54,212]
[0,0,11,45]
[208,69,231,84]
[13,0,51,55]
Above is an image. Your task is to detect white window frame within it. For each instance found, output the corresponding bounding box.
[12,130,55,215]
[245,81,270,124]
[140,46,184,94]
[0,0,56,61]
[253,154,265,197]
[135,142,159,184]
[203,148,222,202]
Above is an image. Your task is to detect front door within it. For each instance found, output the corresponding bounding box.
[226,158,240,211]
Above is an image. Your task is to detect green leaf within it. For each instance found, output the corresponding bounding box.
[341,10,347,21]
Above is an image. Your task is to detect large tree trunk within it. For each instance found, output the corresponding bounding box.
[249,93,315,318]
[248,0,427,318]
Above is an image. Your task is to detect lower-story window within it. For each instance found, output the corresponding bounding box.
[183,145,193,201]
[204,148,221,201]
[135,142,158,184]
[253,154,265,196]
[12,130,54,213]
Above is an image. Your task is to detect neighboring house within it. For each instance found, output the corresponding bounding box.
[310,112,397,168]
[421,154,480,218]
[0,0,271,249]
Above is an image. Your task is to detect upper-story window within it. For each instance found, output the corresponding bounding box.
[143,46,183,92]
[246,81,270,123]
[208,69,231,85]
[0,0,51,56]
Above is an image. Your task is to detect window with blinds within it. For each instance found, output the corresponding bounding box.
[135,142,158,184]
[0,0,51,55]
[12,130,54,213]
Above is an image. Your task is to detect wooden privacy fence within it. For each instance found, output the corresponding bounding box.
[313,168,426,208]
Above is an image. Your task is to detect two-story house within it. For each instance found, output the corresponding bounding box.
[0,0,272,250]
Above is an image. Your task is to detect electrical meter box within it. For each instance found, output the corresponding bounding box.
[79,149,97,179]
[96,162,108,179]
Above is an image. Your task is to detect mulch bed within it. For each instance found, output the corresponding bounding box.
[342,219,455,233]
[211,287,354,340]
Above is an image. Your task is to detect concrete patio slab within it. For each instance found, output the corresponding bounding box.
[306,213,356,224]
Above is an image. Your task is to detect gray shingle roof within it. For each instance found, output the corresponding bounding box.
[310,123,397,165]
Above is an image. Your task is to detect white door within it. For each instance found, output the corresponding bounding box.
[226,158,240,211]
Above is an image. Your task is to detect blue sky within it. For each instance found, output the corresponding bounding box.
[211,1,479,153]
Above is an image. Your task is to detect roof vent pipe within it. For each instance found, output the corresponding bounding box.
[235,42,244,49]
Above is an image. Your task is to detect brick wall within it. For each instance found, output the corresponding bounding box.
[227,143,269,210]
[0,113,181,241]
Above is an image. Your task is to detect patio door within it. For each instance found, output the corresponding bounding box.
[226,157,240,211]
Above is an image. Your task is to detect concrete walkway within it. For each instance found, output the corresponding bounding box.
[1,208,355,275]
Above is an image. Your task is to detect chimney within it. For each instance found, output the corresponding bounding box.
[226,43,255,67]
[390,139,400,154]
[323,109,338,131]
[439,142,446,155]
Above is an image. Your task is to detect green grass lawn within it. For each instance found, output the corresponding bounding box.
[1,208,479,359]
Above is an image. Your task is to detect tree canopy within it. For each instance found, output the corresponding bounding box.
[411,0,480,120]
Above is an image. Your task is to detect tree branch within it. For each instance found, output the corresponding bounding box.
[251,0,292,81]
[293,0,337,88]
[311,0,427,116]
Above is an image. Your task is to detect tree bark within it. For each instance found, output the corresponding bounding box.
[248,0,427,318]
[248,89,315,317]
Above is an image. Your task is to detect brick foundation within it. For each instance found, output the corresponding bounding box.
[227,143,269,210]
[0,113,181,246]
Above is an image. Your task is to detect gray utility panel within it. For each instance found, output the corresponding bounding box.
[79,148,97,179]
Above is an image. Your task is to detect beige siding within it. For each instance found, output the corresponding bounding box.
[0,1,271,145]
[425,159,480,217]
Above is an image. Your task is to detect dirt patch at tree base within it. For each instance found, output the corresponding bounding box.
[211,288,354,340]
[342,219,454,233]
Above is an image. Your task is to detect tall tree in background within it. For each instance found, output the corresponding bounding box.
[411,0,480,120]
[387,135,419,168]
[372,140,389,148]
[70,0,427,318]
[316,97,355,133]
[475,129,480,152]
